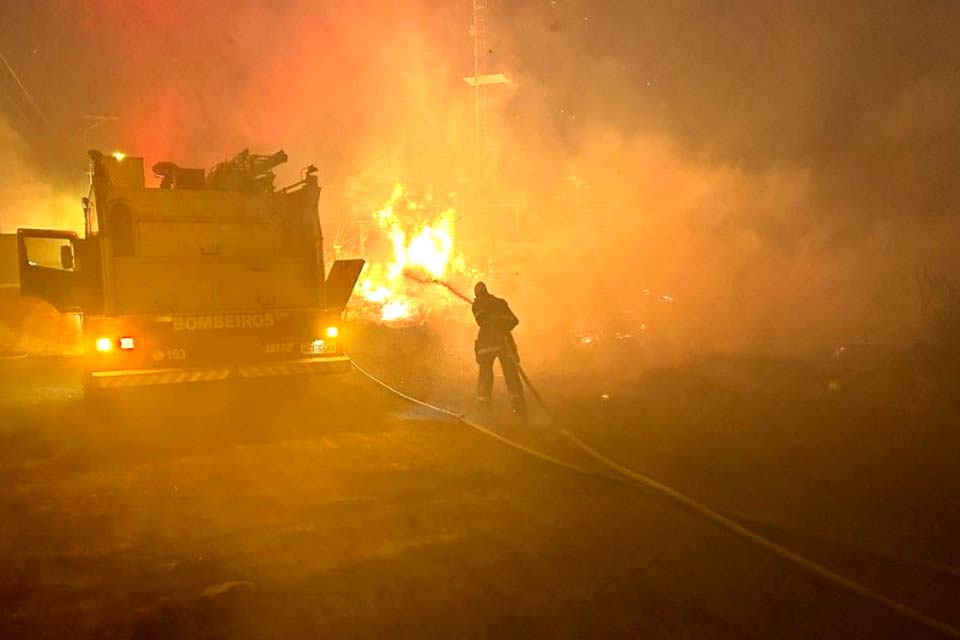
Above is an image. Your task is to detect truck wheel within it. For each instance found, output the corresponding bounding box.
[269,375,311,398]
[229,375,310,410]
[81,378,112,413]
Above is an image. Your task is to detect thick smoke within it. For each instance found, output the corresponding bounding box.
[493,0,960,358]
[2,0,959,362]
[0,118,82,233]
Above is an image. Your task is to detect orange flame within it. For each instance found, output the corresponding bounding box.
[358,183,469,322]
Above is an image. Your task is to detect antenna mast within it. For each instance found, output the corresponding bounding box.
[472,0,488,147]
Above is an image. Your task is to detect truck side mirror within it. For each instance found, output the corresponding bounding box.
[60,244,75,270]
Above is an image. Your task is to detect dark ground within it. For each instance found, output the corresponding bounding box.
[0,321,958,638]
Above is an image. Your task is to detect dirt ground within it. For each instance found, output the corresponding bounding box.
[0,287,81,358]
[0,323,957,638]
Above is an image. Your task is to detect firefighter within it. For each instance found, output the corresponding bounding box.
[472,282,525,414]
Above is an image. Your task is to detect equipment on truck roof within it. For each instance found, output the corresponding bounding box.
[205,149,289,193]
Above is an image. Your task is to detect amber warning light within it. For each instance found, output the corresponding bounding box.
[95,337,135,352]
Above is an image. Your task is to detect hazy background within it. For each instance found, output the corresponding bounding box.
[2,0,959,362]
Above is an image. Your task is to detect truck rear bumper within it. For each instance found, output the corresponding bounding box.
[87,356,351,388]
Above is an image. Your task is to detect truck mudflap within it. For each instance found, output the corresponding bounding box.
[87,356,350,388]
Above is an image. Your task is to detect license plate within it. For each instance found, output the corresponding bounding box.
[152,348,187,362]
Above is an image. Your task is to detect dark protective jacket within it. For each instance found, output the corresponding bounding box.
[472,292,519,361]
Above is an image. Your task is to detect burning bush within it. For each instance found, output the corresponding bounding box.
[353,183,479,324]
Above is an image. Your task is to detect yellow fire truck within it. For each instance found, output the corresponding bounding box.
[17,149,363,391]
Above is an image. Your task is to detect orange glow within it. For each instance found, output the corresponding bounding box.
[358,183,469,322]
[112,151,126,162]
[95,337,113,352]
[119,337,135,350]
[325,326,339,339]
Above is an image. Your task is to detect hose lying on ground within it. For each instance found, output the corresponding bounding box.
[512,359,960,638]
[349,352,960,639]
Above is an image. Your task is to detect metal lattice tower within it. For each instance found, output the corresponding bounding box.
[464,0,507,178]
[472,0,489,147]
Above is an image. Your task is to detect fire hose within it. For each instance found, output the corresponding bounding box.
[353,275,960,638]
[350,355,960,638]
[512,352,960,638]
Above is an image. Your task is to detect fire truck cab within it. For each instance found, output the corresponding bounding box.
[17,149,363,391]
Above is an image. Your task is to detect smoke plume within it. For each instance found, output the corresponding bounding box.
[2,0,959,360]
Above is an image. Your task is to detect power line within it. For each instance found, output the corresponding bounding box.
[0,48,48,126]
[0,85,39,134]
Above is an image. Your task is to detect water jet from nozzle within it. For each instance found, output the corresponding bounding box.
[402,270,472,304]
